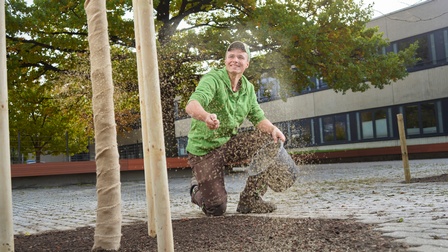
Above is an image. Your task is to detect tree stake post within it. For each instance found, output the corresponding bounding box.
[0,0,15,250]
[132,0,156,237]
[397,114,411,183]
[133,0,174,251]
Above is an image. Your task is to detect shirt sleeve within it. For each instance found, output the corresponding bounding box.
[188,74,217,107]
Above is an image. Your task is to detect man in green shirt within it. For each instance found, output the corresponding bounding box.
[186,41,295,216]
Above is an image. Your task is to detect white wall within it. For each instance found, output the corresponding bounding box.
[368,0,448,41]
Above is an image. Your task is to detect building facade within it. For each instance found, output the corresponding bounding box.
[172,0,448,157]
[114,0,447,158]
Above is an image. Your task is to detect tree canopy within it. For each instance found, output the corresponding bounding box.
[5,0,417,161]
[241,0,416,95]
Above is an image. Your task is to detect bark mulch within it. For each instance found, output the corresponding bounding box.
[14,174,446,252]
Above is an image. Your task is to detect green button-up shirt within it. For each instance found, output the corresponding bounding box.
[186,67,266,156]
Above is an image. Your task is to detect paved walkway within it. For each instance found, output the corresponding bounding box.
[12,159,448,251]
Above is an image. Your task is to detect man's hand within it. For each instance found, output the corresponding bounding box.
[271,126,286,143]
[186,100,220,130]
[205,113,220,130]
[256,119,286,143]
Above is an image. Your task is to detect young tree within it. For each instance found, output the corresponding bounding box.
[85,0,122,250]
[238,0,417,96]
[6,0,417,158]
[8,78,92,162]
[5,0,137,159]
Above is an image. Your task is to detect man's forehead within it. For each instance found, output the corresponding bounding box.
[227,48,247,54]
[226,49,249,61]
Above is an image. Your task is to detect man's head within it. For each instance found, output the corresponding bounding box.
[225,41,250,75]
[227,41,250,62]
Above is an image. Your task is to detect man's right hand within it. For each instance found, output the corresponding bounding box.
[205,113,220,130]
[186,100,220,130]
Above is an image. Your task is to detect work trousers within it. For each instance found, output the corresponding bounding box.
[187,130,277,216]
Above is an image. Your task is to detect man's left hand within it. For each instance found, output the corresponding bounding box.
[271,127,286,143]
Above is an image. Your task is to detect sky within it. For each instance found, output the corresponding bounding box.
[357,0,428,17]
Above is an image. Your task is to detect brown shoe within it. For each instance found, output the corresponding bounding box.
[236,196,276,214]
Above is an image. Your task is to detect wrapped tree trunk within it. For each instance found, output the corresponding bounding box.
[85,0,122,250]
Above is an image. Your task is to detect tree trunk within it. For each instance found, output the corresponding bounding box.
[85,0,122,251]
[35,148,41,163]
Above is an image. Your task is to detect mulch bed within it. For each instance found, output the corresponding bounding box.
[14,174,446,251]
[14,216,411,252]
[409,173,448,183]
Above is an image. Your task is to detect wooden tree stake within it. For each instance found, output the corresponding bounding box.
[133,0,174,251]
[397,114,411,183]
[132,0,156,237]
[0,0,15,250]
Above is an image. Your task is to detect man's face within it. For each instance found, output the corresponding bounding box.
[225,49,250,75]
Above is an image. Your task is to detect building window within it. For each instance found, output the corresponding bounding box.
[437,101,444,133]
[177,137,188,157]
[421,103,437,134]
[404,101,440,136]
[321,116,334,143]
[302,119,315,146]
[444,30,448,63]
[335,115,348,141]
[257,76,281,103]
[390,27,448,72]
[118,143,143,159]
[358,108,390,140]
[288,121,301,148]
[174,100,189,120]
[319,115,349,143]
[360,111,374,139]
[434,29,448,64]
[375,109,388,138]
[405,105,419,135]
[287,119,314,148]
[430,33,437,65]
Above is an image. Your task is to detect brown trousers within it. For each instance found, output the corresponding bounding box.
[188,130,277,216]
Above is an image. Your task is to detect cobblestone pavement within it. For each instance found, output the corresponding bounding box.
[12,159,448,251]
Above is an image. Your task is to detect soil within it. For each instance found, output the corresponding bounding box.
[409,173,448,183]
[14,216,411,252]
[14,174,446,252]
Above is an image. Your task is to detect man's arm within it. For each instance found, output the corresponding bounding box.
[256,119,286,143]
[186,100,220,130]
